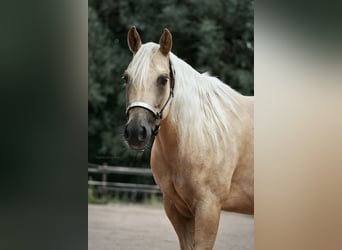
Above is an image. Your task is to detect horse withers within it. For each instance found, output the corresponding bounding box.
[123,27,254,250]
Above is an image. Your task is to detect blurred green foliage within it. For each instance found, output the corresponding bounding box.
[88,0,254,167]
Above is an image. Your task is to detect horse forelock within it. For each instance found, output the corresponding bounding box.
[126,42,160,91]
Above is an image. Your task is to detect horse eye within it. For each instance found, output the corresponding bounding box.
[158,76,169,86]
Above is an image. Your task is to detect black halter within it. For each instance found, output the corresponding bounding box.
[125,60,175,136]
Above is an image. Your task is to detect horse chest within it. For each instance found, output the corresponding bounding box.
[167,174,195,217]
[152,161,187,196]
[151,157,195,215]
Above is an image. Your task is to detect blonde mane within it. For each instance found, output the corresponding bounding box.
[128,43,244,157]
[169,52,243,156]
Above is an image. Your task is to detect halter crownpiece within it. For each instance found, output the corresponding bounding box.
[125,59,175,136]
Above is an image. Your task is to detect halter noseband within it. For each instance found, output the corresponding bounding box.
[125,60,175,136]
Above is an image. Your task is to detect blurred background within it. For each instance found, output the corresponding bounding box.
[88,0,254,203]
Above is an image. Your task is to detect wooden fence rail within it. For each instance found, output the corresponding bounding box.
[88,163,161,194]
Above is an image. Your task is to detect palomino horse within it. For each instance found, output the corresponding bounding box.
[123,27,253,250]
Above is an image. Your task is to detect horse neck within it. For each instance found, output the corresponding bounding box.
[154,114,179,158]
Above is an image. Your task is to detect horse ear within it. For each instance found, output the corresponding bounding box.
[127,26,142,54]
[159,28,172,56]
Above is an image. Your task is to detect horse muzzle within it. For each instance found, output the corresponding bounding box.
[124,119,152,151]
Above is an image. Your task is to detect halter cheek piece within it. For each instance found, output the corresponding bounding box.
[125,60,175,136]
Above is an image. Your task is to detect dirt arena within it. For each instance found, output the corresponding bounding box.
[88,204,254,250]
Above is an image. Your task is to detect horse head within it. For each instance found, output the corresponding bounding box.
[123,27,174,150]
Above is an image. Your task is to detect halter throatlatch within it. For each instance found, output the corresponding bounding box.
[125,60,175,136]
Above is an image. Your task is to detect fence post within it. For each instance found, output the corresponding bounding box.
[100,163,108,197]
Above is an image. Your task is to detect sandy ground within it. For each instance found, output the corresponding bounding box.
[88,204,253,250]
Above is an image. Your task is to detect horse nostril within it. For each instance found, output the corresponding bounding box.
[124,125,130,140]
[138,126,147,142]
